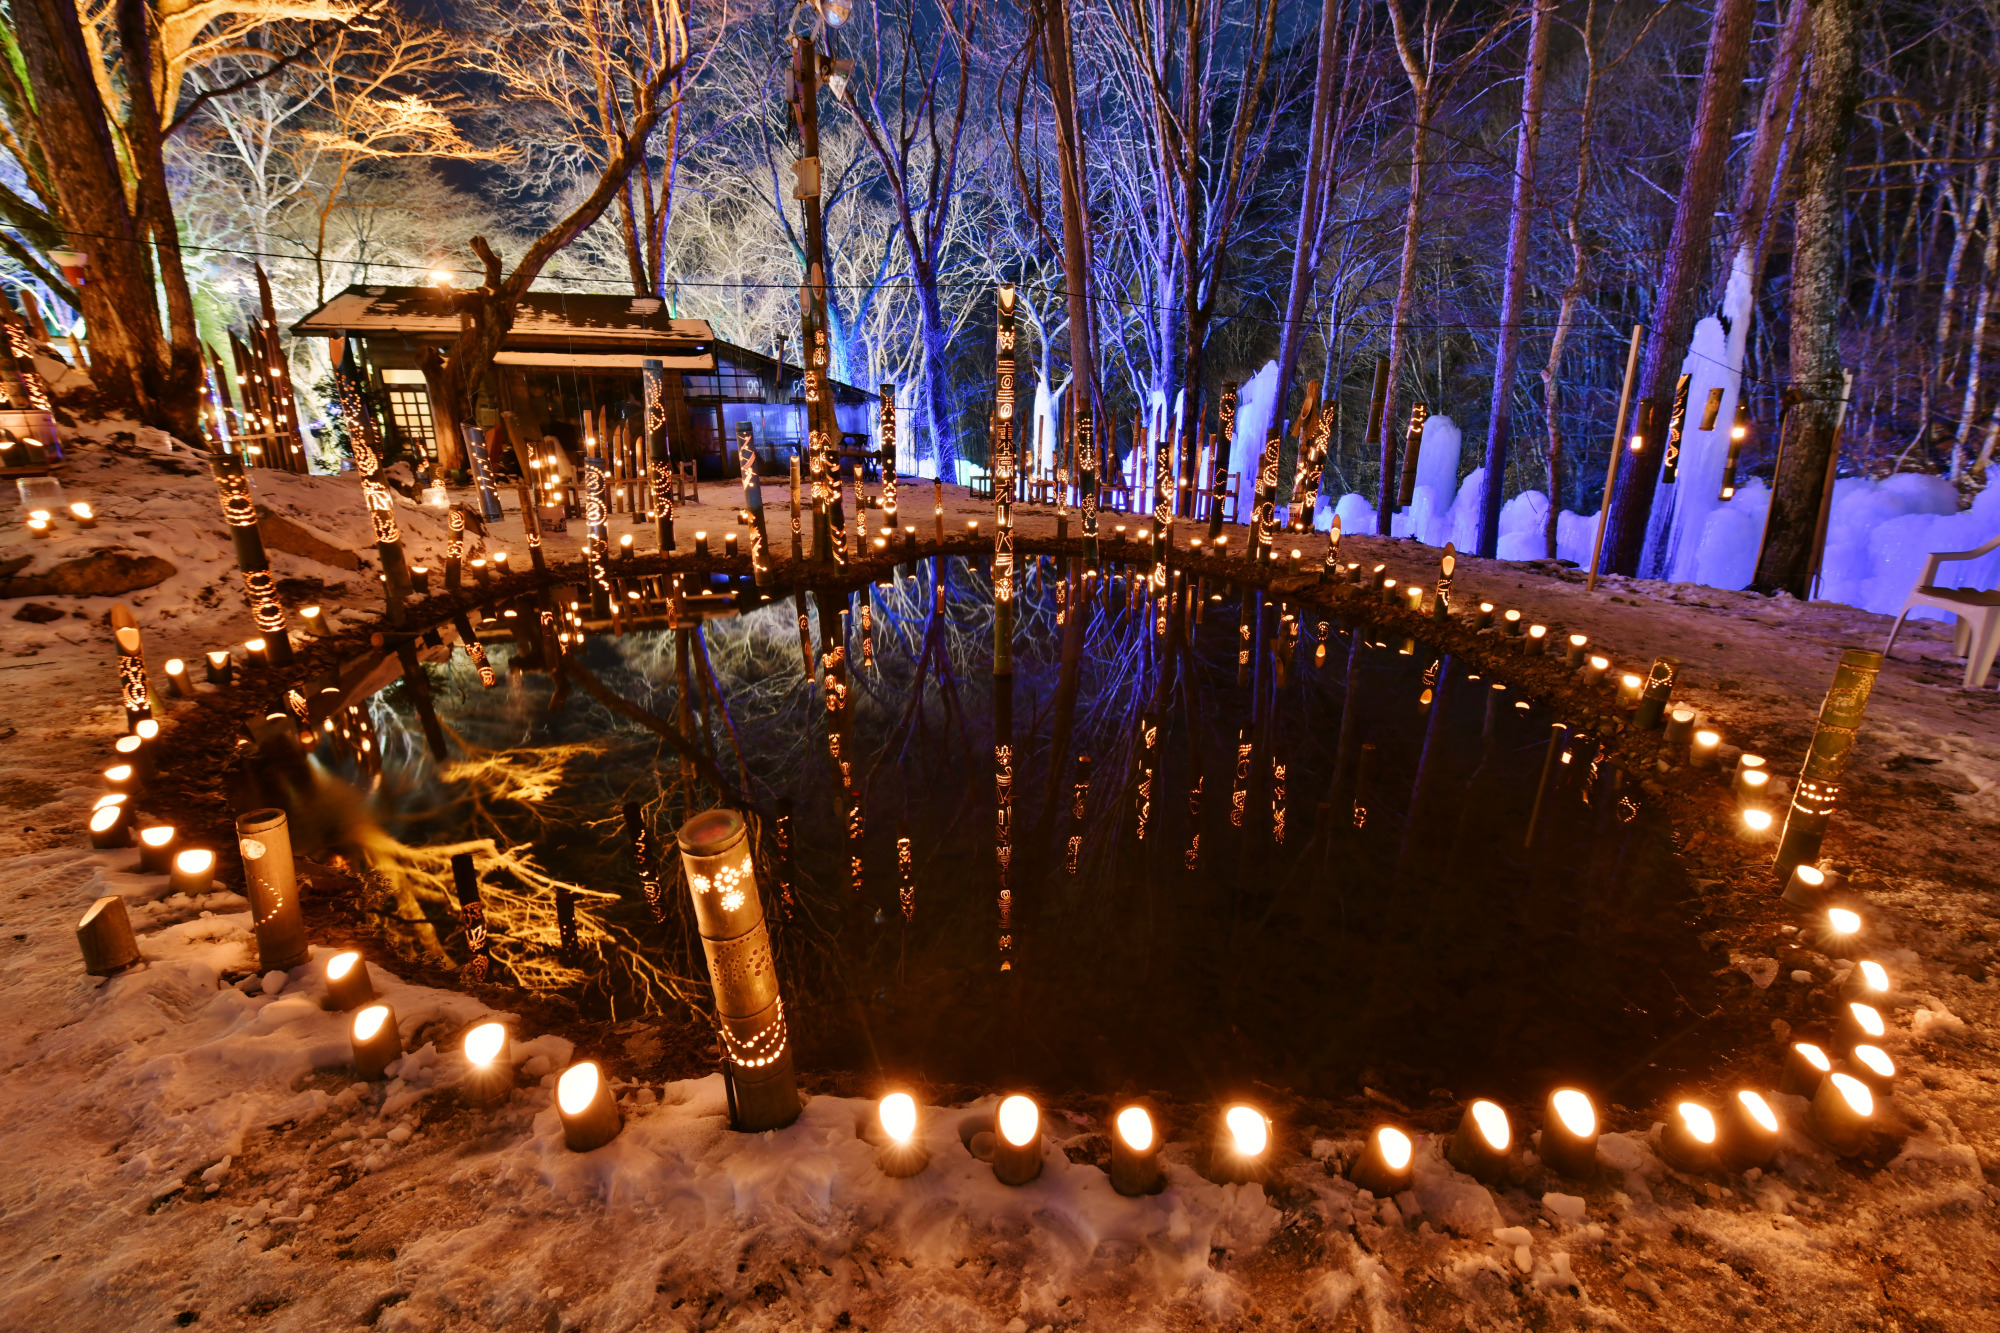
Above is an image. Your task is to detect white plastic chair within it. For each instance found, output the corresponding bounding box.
[1882,532,2000,688]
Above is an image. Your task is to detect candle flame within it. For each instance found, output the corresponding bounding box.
[1848,1001,1884,1037]
[1829,1072,1873,1117]
[1853,1044,1894,1079]
[1857,960,1888,993]
[1116,1106,1154,1152]
[998,1095,1038,1147]
[1829,908,1861,936]
[353,1005,390,1042]
[1470,1100,1510,1151]
[879,1092,917,1144]
[1377,1125,1412,1170]
[1225,1105,1268,1156]
[464,1021,506,1067]
[1551,1089,1595,1137]
[1676,1102,1716,1145]
[326,950,360,981]
[139,825,174,847]
[89,806,121,833]
[558,1061,601,1115]
[1794,1041,1830,1072]
[1737,1090,1778,1133]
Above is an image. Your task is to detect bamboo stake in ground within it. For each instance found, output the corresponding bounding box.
[1292,401,1335,533]
[1208,382,1237,541]
[879,383,899,528]
[207,454,293,663]
[1250,426,1282,565]
[1587,324,1644,591]
[354,436,413,622]
[1396,403,1429,510]
[1078,408,1100,572]
[1776,647,1881,876]
[1065,754,1090,875]
[623,801,665,921]
[739,423,772,587]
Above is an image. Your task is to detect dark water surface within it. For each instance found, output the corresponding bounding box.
[357,556,1717,1106]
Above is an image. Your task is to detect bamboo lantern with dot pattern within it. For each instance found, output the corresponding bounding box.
[1633,656,1678,728]
[207,454,292,663]
[677,807,799,1131]
[1777,648,1882,878]
[237,808,308,971]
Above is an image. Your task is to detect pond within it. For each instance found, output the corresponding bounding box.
[340,553,1717,1107]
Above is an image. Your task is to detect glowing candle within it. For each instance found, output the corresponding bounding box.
[1780,1041,1832,1096]
[1722,1090,1780,1170]
[102,763,137,795]
[244,637,269,667]
[68,500,96,529]
[1348,1124,1415,1196]
[1616,673,1643,707]
[1837,1000,1885,1051]
[1732,753,1766,797]
[1739,807,1775,841]
[1735,767,1770,807]
[1503,608,1523,637]
[137,825,177,874]
[166,847,214,896]
[876,1092,928,1177]
[556,1060,623,1151]
[1526,623,1548,655]
[1380,576,1398,605]
[1110,1104,1161,1196]
[1447,1099,1512,1182]
[694,531,709,556]
[993,1094,1042,1185]
[1690,729,1720,770]
[1842,959,1890,1001]
[1540,1089,1597,1178]
[1565,633,1589,669]
[1809,1071,1874,1156]
[26,516,50,538]
[350,1003,403,1080]
[1663,707,1695,747]
[1204,1103,1271,1186]
[1658,1100,1719,1173]
[460,1021,513,1108]
[1782,862,1827,908]
[724,532,739,560]
[163,657,196,699]
[205,650,233,685]
[1582,654,1609,685]
[114,734,152,783]
[238,808,308,972]
[1405,584,1424,615]
[323,949,374,1011]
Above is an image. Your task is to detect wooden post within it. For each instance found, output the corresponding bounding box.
[1586,324,1644,591]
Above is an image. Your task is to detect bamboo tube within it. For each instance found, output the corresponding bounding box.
[111,612,152,730]
[1208,383,1236,540]
[1396,403,1429,510]
[1659,372,1692,485]
[77,895,140,975]
[238,808,309,972]
[1065,754,1090,876]
[1776,648,1881,876]
[450,851,491,984]
[1587,324,1644,591]
[739,424,773,587]
[207,454,293,662]
[677,807,800,1131]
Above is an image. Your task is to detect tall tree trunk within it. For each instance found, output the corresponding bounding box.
[1379,92,1433,533]
[15,0,198,440]
[1950,171,2000,480]
[1034,0,1101,423]
[1753,0,1861,598]
[917,283,957,477]
[1597,0,1757,577]
[1271,0,1343,422]
[1475,0,1551,558]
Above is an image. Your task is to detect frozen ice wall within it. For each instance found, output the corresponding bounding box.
[1228,362,1281,522]
[1646,316,1740,581]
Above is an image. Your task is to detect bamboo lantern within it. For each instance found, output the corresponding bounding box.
[1836,999,1885,1051]
[992,1094,1042,1185]
[1110,1105,1162,1195]
[460,1021,514,1108]
[207,454,293,663]
[1565,634,1588,669]
[1843,959,1891,1002]
[324,949,374,1011]
[205,650,233,686]
[1615,673,1643,708]
[555,1060,622,1149]
[136,825,177,873]
[1540,1089,1598,1178]
[1732,753,1768,797]
[1782,862,1828,908]
[1663,707,1695,747]
[1809,1072,1874,1156]
[1777,648,1882,877]
[1657,1101,1719,1173]
[112,618,151,731]
[1849,1043,1896,1095]
[170,848,215,895]
[1780,1041,1832,1096]
[1525,623,1548,655]
[114,734,153,784]
[1206,1104,1271,1186]
[1690,729,1721,769]
[676,807,800,1132]
[77,895,140,975]
[1502,608,1522,636]
[1633,656,1678,728]
[88,802,131,849]
[875,1092,928,1177]
[1721,1091,1780,1169]
[1475,601,1494,630]
[237,808,308,972]
[1825,906,1864,956]
[1348,1125,1415,1196]
[350,1004,403,1080]
[163,658,197,699]
[1446,1100,1512,1182]
[1738,807,1776,842]
[1208,382,1237,541]
[1582,654,1608,686]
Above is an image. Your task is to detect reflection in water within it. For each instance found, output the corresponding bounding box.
[347,555,1715,1103]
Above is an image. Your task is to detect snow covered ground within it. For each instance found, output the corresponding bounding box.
[1,426,1998,1331]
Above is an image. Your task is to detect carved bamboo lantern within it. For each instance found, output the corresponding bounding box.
[1776,648,1881,877]
[676,808,800,1132]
